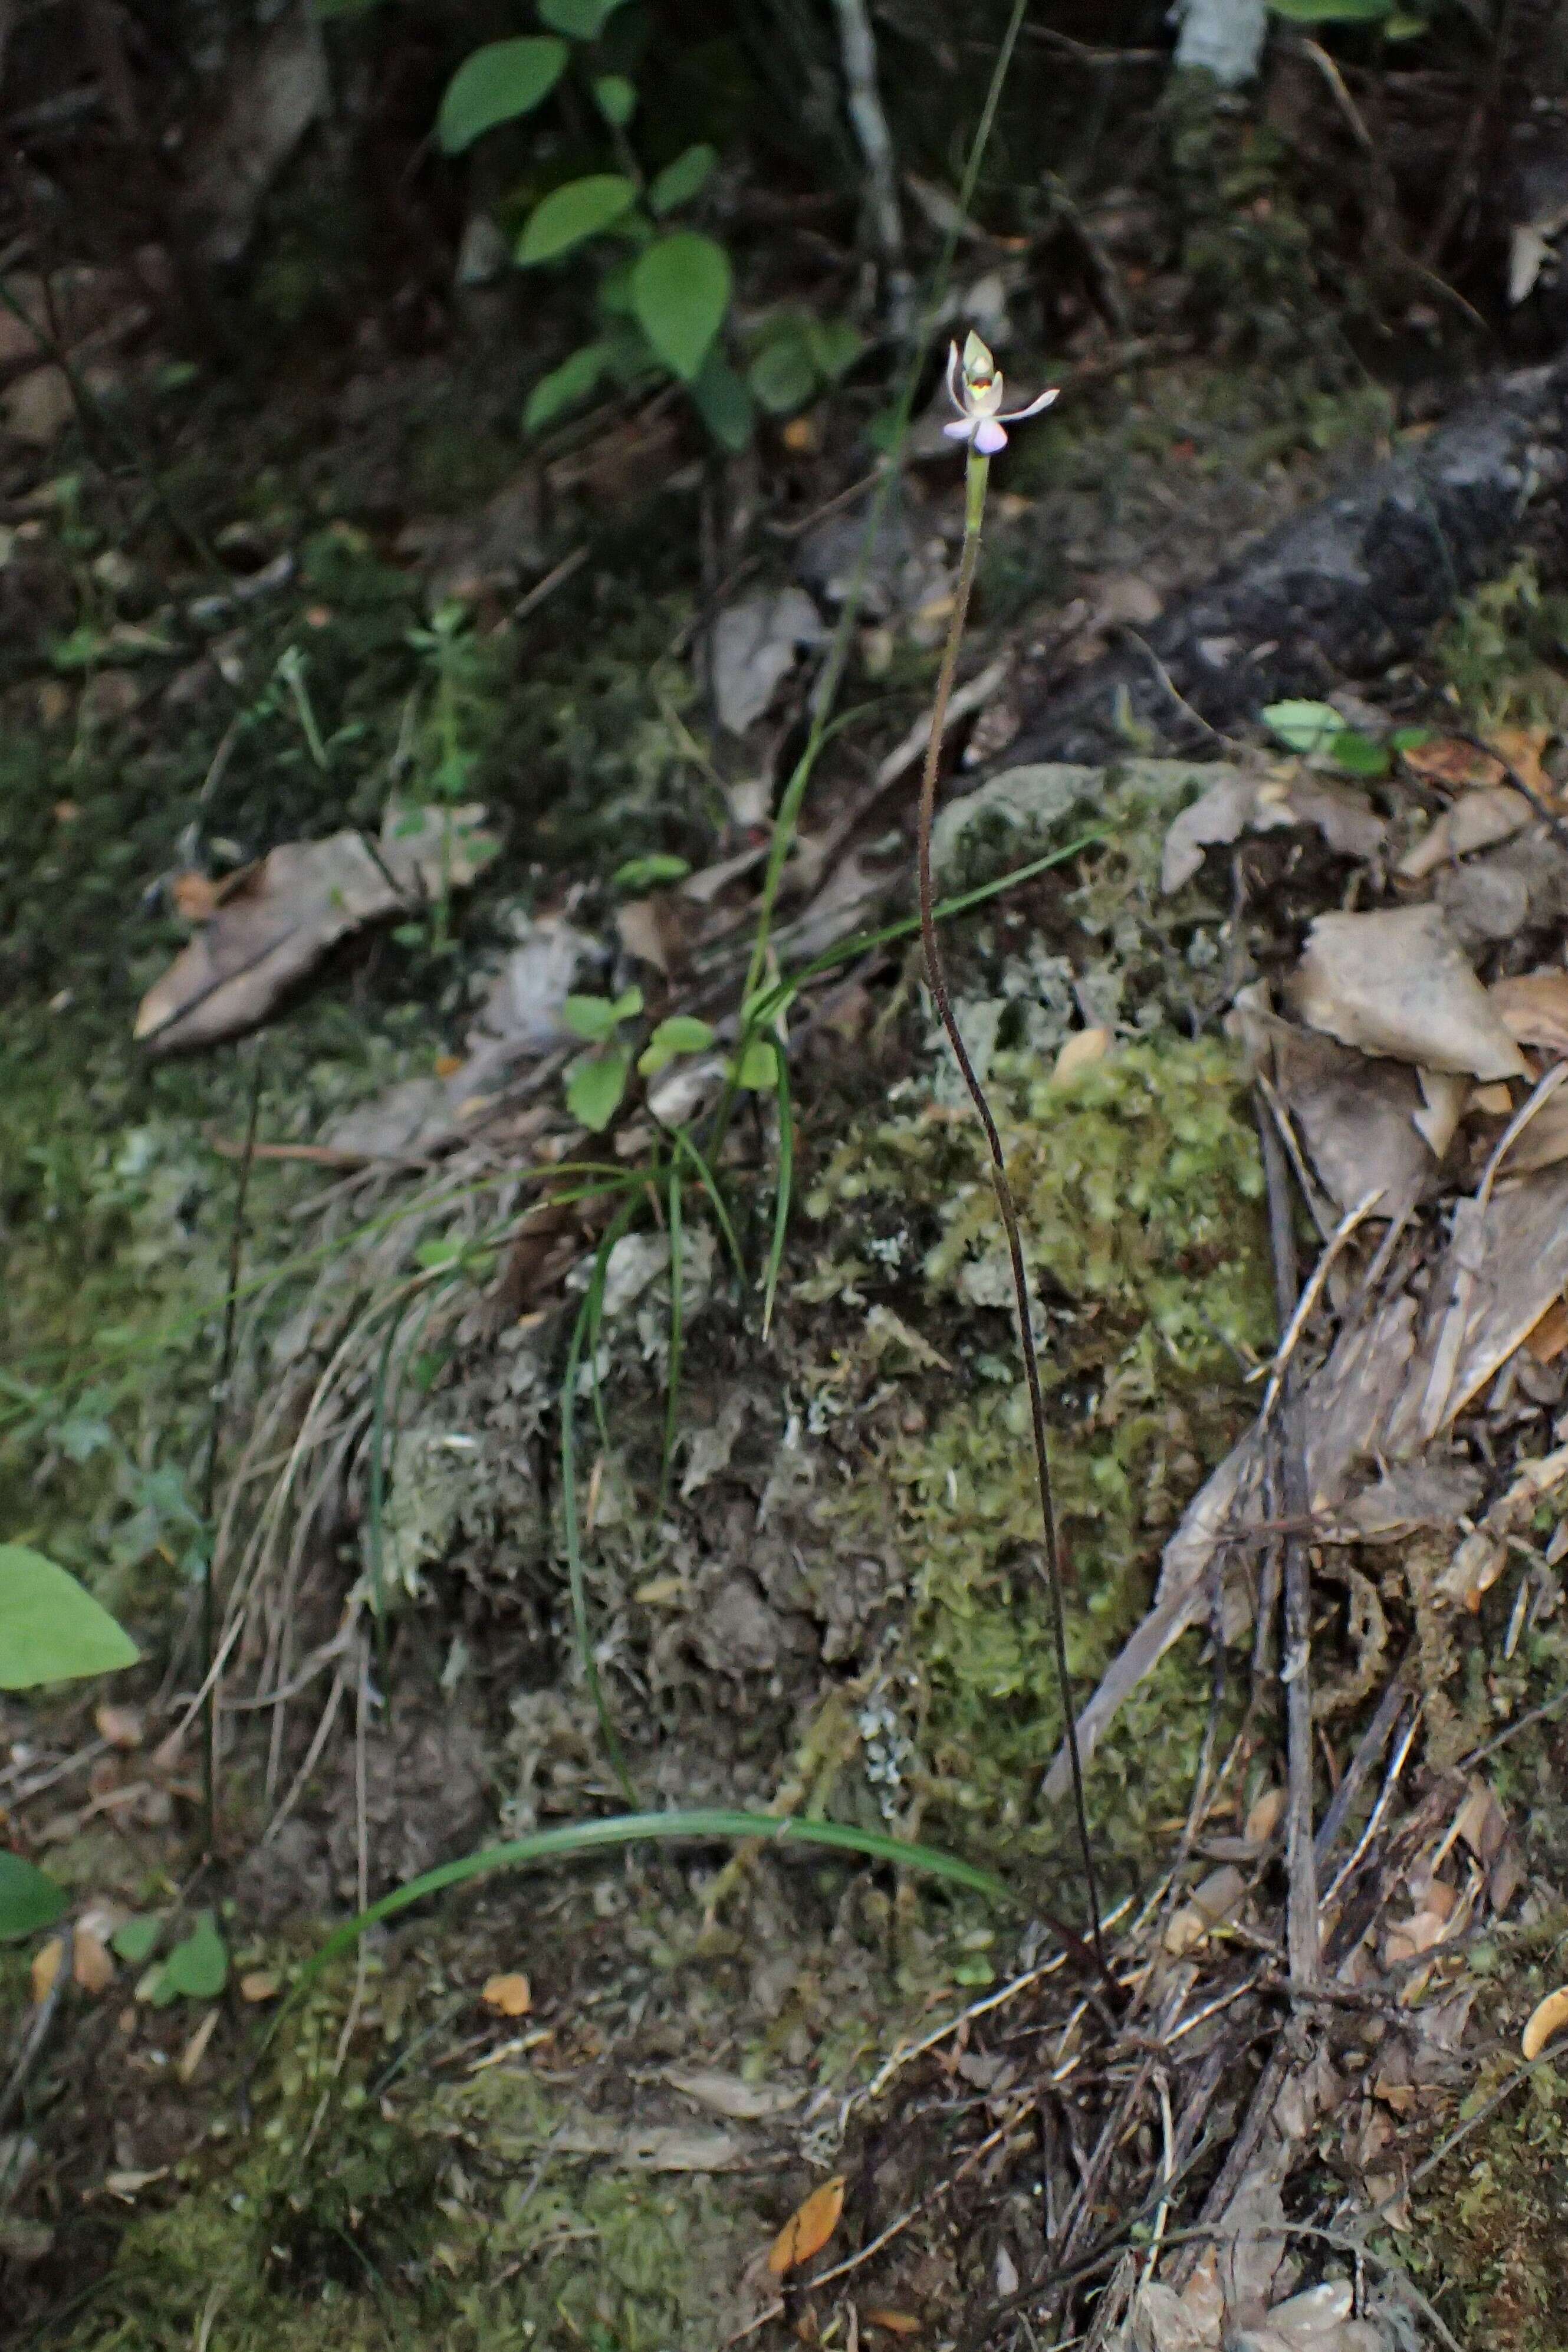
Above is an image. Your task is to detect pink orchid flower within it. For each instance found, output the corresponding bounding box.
[942,329,1058,456]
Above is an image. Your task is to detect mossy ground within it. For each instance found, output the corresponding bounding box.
[807,1034,1273,1892]
[6,277,1563,2348]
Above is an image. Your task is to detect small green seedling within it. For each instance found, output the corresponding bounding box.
[563,987,644,1130]
[637,1015,715,1079]
[147,1910,228,2006]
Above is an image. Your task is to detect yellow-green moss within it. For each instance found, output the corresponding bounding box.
[810,1037,1272,1879]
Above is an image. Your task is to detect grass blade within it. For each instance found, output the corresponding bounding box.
[658,1164,685,1515]
[760,1049,794,1342]
[285,1808,1011,2006]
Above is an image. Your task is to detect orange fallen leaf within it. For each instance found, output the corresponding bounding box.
[1526,1298,1568,1365]
[1523,1985,1568,2061]
[434,1053,464,1079]
[1401,736,1504,791]
[481,1972,532,2018]
[1490,724,1554,799]
[31,1938,64,2004]
[239,1970,280,2003]
[768,2175,846,2277]
[866,2312,922,2336]
[1402,725,1556,801]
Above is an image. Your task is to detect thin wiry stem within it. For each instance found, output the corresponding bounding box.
[199,1050,263,1858]
[915,451,1107,1976]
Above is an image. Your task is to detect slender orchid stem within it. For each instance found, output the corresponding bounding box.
[916,444,1108,1976]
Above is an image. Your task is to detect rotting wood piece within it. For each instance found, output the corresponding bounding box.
[1001,353,1568,766]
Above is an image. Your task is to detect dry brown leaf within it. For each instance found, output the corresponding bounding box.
[1491,724,1556,797]
[1245,1787,1286,1846]
[664,2067,802,2121]
[1490,970,1568,1058]
[1500,1091,1568,1178]
[73,1930,115,1995]
[481,1972,532,2018]
[1163,1863,1247,1956]
[768,2175,846,2277]
[134,803,497,1052]
[1522,1986,1568,2060]
[1161,767,1386,894]
[1398,786,1534,879]
[239,1970,280,2004]
[1526,1297,1568,1364]
[1401,735,1508,791]
[1232,990,1429,1217]
[864,2314,921,2337]
[31,1939,64,2004]
[1288,905,1526,1080]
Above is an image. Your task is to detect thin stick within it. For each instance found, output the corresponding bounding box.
[199,1053,263,1855]
[831,0,913,333]
[917,445,1106,1978]
[1255,1093,1319,1992]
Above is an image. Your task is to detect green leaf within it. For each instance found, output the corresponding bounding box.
[748,334,817,417]
[1391,725,1434,754]
[563,987,642,1043]
[632,232,731,384]
[150,1911,228,2006]
[1267,0,1391,17]
[436,38,569,154]
[1382,9,1430,32]
[733,1039,779,1092]
[1260,699,1343,755]
[0,1852,65,1943]
[802,315,864,382]
[518,176,639,265]
[524,341,610,434]
[563,994,620,1043]
[566,1046,633,1132]
[592,73,636,127]
[690,353,754,452]
[647,143,718,218]
[613,853,691,892]
[539,0,630,33]
[1329,728,1389,778]
[0,1545,139,1690]
[638,1016,716,1077]
[111,1913,162,1965]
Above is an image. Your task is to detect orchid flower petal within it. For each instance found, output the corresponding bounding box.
[1000,387,1059,424]
[945,340,964,414]
[972,418,1008,455]
[942,417,978,442]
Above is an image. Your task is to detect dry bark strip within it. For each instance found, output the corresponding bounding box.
[1003,351,1568,766]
